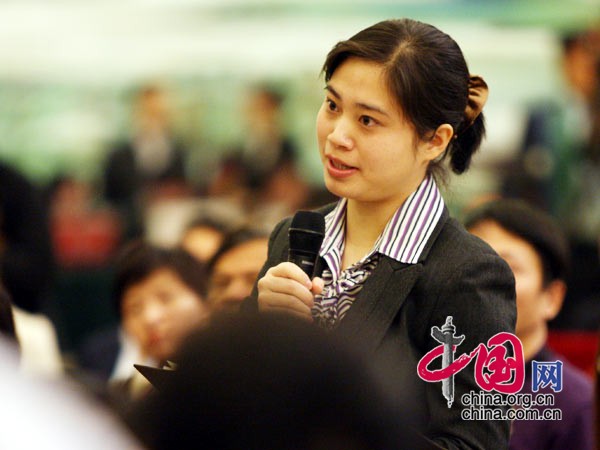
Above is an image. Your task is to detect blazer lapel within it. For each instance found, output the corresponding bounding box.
[335,257,423,354]
[333,209,449,352]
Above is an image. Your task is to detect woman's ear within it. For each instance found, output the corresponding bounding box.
[423,124,453,162]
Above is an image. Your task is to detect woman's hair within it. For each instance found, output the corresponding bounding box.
[113,240,208,316]
[322,18,486,181]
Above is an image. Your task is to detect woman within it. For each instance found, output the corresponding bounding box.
[243,19,516,449]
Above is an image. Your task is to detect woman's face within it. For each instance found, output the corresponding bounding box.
[316,57,435,210]
[121,268,209,362]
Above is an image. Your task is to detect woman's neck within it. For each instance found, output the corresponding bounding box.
[341,199,403,270]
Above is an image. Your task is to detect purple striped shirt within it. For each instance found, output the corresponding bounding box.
[312,176,444,329]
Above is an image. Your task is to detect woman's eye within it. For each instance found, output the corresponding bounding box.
[326,98,338,112]
[360,115,376,127]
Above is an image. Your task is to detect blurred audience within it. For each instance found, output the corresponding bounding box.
[0,161,54,314]
[125,313,426,450]
[48,176,122,269]
[178,199,246,263]
[115,242,209,364]
[503,27,600,234]
[466,198,595,450]
[0,335,143,449]
[102,84,190,239]
[0,272,62,379]
[144,196,244,249]
[0,282,17,343]
[12,300,64,378]
[44,175,121,366]
[501,26,600,330]
[0,162,64,377]
[206,226,269,313]
[180,215,228,263]
[76,198,245,385]
[208,83,310,214]
[78,241,210,402]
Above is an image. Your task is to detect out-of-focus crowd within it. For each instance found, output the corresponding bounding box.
[0,24,598,450]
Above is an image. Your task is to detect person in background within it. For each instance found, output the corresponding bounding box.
[237,84,298,189]
[206,227,269,313]
[108,241,210,401]
[0,282,17,343]
[179,200,246,264]
[501,26,600,330]
[113,241,210,396]
[2,278,146,447]
[0,162,63,377]
[466,198,595,450]
[77,199,240,386]
[0,336,144,450]
[103,84,189,239]
[180,216,228,264]
[208,84,310,213]
[244,18,516,448]
[0,162,54,314]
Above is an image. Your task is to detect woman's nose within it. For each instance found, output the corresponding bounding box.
[328,119,354,150]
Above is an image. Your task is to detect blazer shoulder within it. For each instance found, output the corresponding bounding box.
[435,215,505,261]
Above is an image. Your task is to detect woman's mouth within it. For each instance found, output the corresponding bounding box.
[331,159,353,170]
[326,157,357,178]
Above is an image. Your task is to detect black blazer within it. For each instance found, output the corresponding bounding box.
[244,203,516,449]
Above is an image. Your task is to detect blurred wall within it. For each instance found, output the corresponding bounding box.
[0,0,597,196]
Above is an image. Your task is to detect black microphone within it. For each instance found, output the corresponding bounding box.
[288,211,325,279]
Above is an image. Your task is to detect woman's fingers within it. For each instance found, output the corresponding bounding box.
[257,262,316,319]
[267,262,312,289]
[311,277,324,296]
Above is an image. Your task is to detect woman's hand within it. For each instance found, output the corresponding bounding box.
[257,262,324,321]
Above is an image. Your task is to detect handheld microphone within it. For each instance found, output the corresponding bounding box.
[288,211,325,279]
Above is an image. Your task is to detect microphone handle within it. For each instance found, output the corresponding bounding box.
[288,249,319,278]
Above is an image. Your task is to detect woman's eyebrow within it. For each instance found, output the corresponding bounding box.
[356,101,390,117]
[325,85,341,99]
[325,84,389,117]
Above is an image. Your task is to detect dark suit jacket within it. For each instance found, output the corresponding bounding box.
[103,141,187,205]
[243,204,516,450]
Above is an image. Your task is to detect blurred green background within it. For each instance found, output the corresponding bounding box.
[0,0,598,189]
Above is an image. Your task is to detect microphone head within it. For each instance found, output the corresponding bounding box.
[289,211,325,253]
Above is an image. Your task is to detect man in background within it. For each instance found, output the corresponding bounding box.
[465,198,595,450]
[206,227,269,313]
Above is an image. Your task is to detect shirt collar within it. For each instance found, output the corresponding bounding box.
[320,175,445,270]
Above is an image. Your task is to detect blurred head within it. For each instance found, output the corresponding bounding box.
[465,199,570,345]
[114,241,210,362]
[128,313,414,450]
[181,215,233,264]
[181,225,224,264]
[321,18,486,186]
[244,84,285,132]
[206,228,269,312]
[561,28,600,102]
[132,84,172,133]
